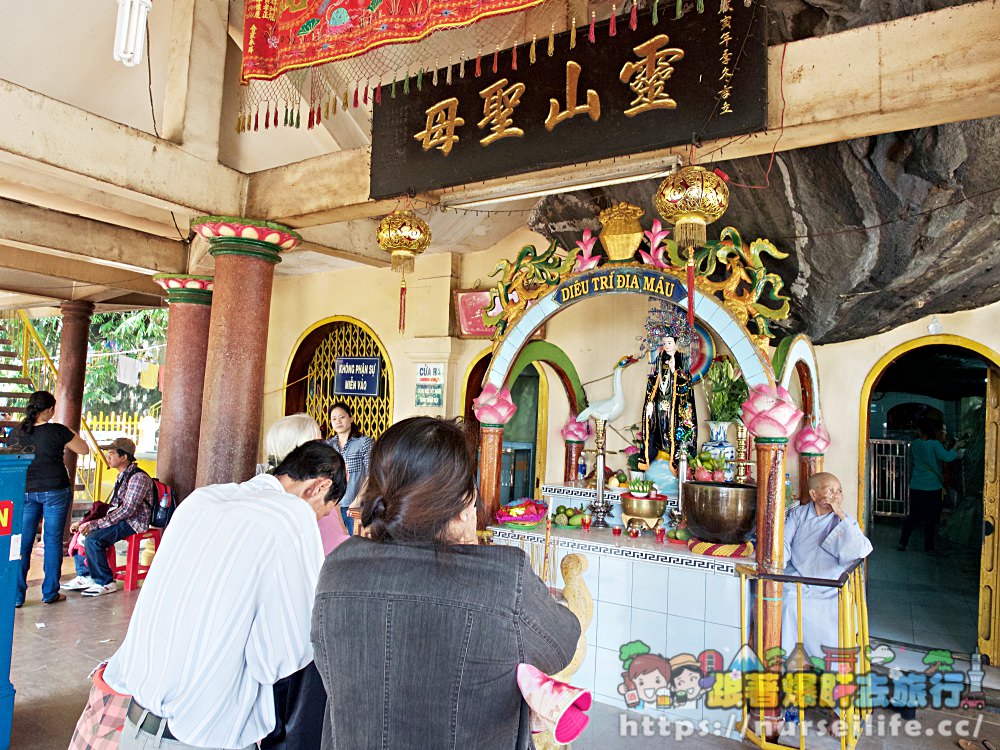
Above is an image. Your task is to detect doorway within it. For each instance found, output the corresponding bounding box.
[863,343,990,656]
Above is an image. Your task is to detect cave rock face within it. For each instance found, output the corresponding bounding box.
[529,116,1000,344]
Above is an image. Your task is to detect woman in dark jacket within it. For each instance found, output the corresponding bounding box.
[11,390,89,606]
[312,417,580,750]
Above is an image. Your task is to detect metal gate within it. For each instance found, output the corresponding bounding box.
[869,439,909,517]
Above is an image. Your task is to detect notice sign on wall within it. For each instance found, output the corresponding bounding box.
[334,357,381,397]
[415,363,446,408]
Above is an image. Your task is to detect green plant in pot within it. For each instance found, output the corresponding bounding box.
[701,357,748,481]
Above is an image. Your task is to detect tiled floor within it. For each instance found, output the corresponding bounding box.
[9,565,1000,750]
[867,518,979,654]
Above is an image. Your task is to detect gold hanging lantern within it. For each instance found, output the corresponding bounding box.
[377,209,432,333]
[598,202,645,262]
[376,209,432,273]
[653,165,729,249]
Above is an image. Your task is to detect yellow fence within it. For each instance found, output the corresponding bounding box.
[85,411,142,442]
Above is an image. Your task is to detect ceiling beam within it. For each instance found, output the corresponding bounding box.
[0,245,165,296]
[161,0,229,162]
[0,197,188,274]
[0,79,245,217]
[248,0,1000,226]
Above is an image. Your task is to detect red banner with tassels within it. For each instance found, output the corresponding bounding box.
[240,0,545,83]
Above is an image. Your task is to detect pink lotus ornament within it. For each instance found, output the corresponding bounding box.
[560,415,592,443]
[574,228,602,272]
[795,422,831,455]
[740,384,804,439]
[638,220,671,269]
[473,383,518,426]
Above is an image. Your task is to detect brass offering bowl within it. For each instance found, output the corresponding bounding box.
[681,481,756,544]
[621,494,667,520]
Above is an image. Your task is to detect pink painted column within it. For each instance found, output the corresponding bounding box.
[153,276,213,501]
[192,218,300,488]
[55,300,94,543]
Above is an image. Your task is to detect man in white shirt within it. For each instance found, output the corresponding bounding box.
[780,472,873,661]
[105,440,346,750]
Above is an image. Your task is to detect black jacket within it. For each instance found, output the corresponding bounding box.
[312,538,581,750]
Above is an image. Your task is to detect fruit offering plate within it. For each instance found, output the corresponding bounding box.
[496,498,547,527]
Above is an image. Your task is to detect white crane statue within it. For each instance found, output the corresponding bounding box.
[578,355,638,423]
[578,355,637,528]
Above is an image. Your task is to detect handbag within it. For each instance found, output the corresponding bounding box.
[69,663,131,750]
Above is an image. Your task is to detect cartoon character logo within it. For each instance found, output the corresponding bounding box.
[669,653,707,707]
[617,641,672,710]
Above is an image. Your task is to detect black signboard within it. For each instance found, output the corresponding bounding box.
[370,2,766,199]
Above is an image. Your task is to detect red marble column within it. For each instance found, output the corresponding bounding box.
[192,218,301,488]
[477,425,504,530]
[753,437,788,741]
[55,300,94,542]
[798,453,825,502]
[564,441,584,482]
[153,276,213,501]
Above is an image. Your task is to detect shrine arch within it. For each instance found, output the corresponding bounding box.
[483,266,775,394]
[773,334,824,427]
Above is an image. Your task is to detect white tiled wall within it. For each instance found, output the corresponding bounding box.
[495,534,747,733]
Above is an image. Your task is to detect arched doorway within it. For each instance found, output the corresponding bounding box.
[859,336,1000,660]
[463,342,585,502]
[284,316,394,439]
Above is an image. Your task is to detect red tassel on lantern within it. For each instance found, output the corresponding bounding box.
[475,50,482,77]
[686,247,696,329]
[353,85,359,108]
[492,47,499,73]
[317,104,323,125]
[512,44,518,70]
[630,2,638,29]
[399,277,407,333]
[610,5,617,36]
[588,13,596,42]
[265,106,271,129]
[254,110,259,131]
[375,84,382,104]
[307,108,315,129]
[363,85,369,105]
[273,104,278,124]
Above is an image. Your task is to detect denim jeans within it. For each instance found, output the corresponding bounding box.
[84,519,135,585]
[340,506,354,536]
[18,488,72,604]
[73,552,90,577]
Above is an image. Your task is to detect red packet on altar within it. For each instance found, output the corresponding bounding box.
[516,663,593,744]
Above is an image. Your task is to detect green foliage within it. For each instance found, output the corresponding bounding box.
[705,357,749,423]
[619,639,652,670]
[31,309,167,415]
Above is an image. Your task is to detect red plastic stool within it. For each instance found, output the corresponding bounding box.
[105,528,162,591]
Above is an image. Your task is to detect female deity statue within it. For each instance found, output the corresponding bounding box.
[638,326,698,474]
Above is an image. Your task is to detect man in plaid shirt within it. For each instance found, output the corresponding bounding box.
[62,437,154,598]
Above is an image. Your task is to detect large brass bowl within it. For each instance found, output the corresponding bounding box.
[621,495,667,519]
[681,481,756,543]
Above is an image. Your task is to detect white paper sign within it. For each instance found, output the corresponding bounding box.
[9,535,20,561]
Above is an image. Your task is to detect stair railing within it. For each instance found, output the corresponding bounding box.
[9,311,110,503]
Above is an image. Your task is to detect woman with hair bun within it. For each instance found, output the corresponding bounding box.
[312,416,580,749]
[11,390,89,607]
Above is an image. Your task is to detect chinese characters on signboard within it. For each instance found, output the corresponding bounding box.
[371,3,765,198]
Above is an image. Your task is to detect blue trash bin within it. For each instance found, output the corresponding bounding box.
[0,453,30,750]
